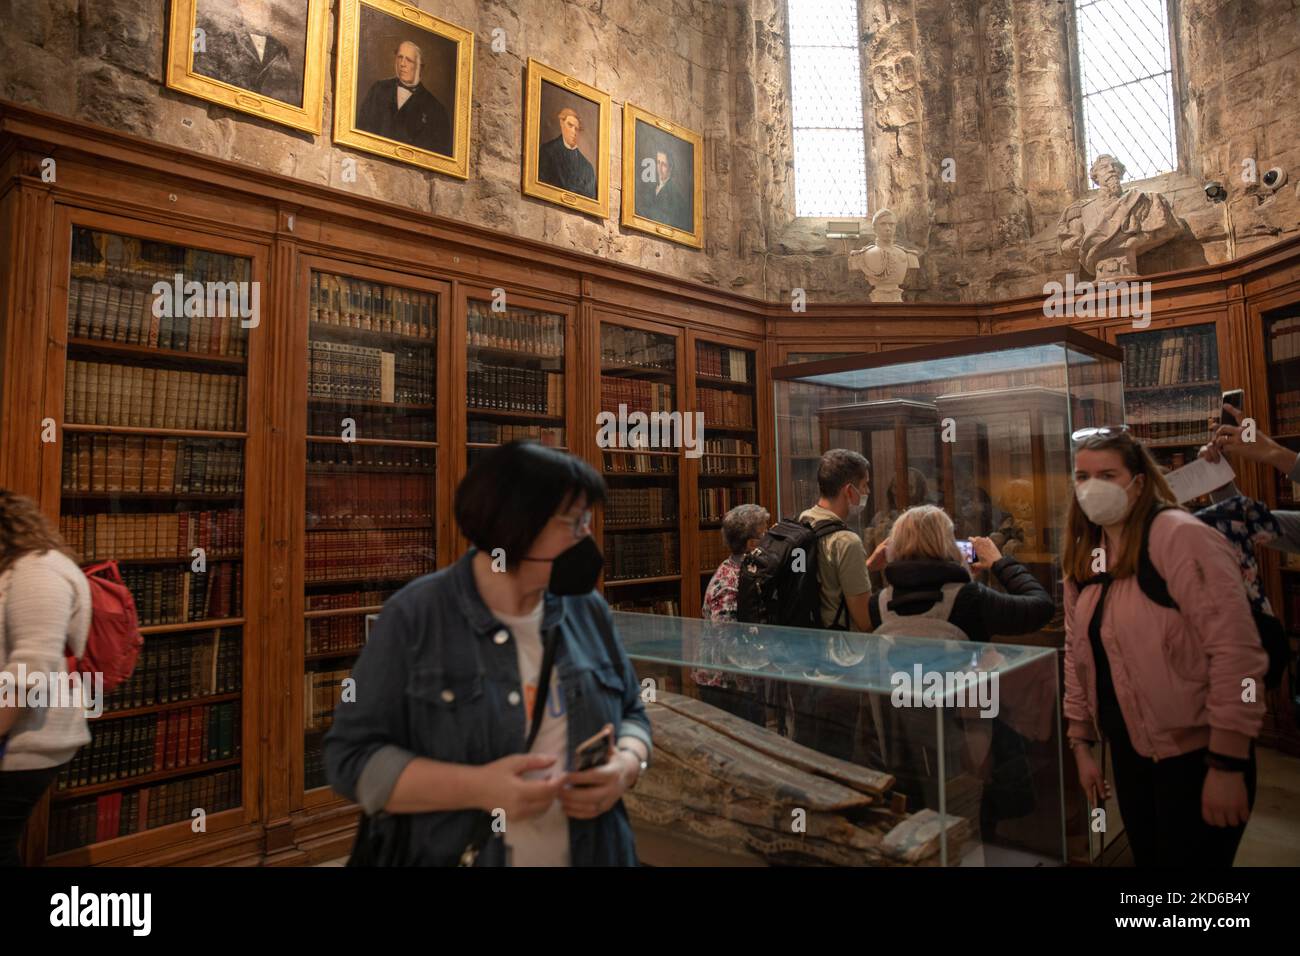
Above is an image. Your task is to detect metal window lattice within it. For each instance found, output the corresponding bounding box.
[788,0,867,217]
[1075,0,1178,181]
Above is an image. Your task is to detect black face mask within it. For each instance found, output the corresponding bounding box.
[522,536,604,596]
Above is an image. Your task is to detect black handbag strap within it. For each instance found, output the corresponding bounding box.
[459,625,559,866]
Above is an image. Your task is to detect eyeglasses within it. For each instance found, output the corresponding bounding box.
[560,510,593,539]
[1071,424,1130,443]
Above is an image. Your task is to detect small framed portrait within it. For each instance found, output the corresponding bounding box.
[621,104,703,249]
[165,0,329,134]
[522,59,611,219]
[333,0,474,178]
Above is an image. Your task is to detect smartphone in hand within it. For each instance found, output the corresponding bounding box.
[955,539,975,564]
[572,723,613,773]
[1221,389,1245,426]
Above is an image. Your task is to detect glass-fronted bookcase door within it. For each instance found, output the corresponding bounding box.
[594,312,686,619]
[292,257,453,811]
[34,208,268,864]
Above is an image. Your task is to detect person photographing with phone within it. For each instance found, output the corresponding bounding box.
[1200,400,1300,554]
[1064,427,1265,867]
[865,504,1054,642]
[325,442,651,866]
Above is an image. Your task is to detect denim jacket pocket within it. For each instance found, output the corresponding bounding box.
[405,667,488,761]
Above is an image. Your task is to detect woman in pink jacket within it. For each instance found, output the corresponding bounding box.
[1063,428,1266,867]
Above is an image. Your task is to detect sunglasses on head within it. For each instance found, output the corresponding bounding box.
[1070,424,1131,444]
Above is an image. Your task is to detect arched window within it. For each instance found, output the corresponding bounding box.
[787,0,868,217]
[1073,0,1179,180]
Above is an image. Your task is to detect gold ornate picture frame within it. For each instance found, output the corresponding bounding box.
[165,0,329,134]
[621,103,704,249]
[522,59,611,219]
[333,0,474,178]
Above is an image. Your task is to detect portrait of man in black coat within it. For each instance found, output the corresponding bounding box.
[192,0,306,107]
[537,106,598,199]
[355,39,453,156]
[635,147,693,233]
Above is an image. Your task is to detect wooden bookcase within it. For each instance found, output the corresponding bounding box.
[4,102,1300,866]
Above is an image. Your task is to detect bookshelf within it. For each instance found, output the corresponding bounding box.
[1114,325,1221,500]
[465,294,568,469]
[301,269,440,792]
[692,338,759,596]
[775,352,858,520]
[48,226,249,856]
[598,320,683,616]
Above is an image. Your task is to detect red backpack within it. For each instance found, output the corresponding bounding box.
[65,561,143,695]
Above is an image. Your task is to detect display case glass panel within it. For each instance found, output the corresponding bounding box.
[771,329,1124,635]
[616,612,1065,867]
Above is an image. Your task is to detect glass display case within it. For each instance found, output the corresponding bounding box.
[615,612,1066,866]
[772,328,1125,637]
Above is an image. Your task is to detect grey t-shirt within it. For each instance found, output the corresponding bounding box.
[799,505,872,629]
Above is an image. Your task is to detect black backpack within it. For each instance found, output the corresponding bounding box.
[1137,505,1291,690]
[736,517,848,629]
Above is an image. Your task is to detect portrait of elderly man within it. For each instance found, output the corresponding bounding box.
[537,106,598,199]
[1057,154,1181,279]
[193,0,305,106]
[355,39,453,156]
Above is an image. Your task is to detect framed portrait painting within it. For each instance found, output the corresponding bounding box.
[165,0,329,134]
[333,0,474,178]
[522,59,611,219]
[621,104,703,249]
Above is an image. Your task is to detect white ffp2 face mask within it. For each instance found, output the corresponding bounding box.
[1074,476,1137,526]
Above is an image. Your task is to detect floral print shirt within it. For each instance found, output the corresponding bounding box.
[694,555,757,690]
[1193,495,1281,616]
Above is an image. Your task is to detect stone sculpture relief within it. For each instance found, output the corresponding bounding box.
[1057,154,1181,279]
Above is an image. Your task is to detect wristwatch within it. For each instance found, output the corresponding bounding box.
[618,746,648,788]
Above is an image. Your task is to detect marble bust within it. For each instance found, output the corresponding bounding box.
[1057,154,1180,279]
[848,209,919,302]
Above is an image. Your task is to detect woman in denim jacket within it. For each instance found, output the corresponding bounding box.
[325,442,652,866]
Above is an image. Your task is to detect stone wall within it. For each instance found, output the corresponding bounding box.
[1,0,1297,304]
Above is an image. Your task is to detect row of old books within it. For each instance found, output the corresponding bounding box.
[308,340,435,405]
[306,473,433,527]
[72,228,248,283]
[1270,316,1300,361]
[122,563,241,626]
[48,768,242,854]
[304,528,434,584]
[609,597,680,615]
[306,615,366,656]
[60,510,244,562]
[62,435,242,496]
[56,701,241,792]
[467,420,565,446]
[605,487,678,526]
[310,272,438,339]
[467,362,564,415]
[67,275,250,357]
[304,667,352,732]
[601,327,674,371]
[468,303,564,357]
[780,414,819,456]
[65,360,247,431]
[863,366,1069,402]
[305,741,329,790]
[599,377,673,414]
[699,386,755,429]
[305,588,395,611]
[105,628,241,712]
[602,451,676,475]
[699,482,758,522]
[701,440,757,475]
[307,408,435,442]
[604,531,680,580]
[1124,329,1217,387]
[1126,391,1221,444]
[696,343,751,383]
[308,442,433,471]
[1272,389,1300,434]
[699,531,731,571]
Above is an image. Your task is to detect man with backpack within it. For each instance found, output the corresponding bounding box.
[798,449,874,632]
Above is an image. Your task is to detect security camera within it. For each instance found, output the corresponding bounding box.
[1204,181,1228,202]
[1263,168,1288,190]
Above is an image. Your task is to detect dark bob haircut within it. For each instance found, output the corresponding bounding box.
[455,441,606,566]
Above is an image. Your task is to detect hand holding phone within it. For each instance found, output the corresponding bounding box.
[572,723,614,773]
[1221,389,1244,426]
[955,539,975,564]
